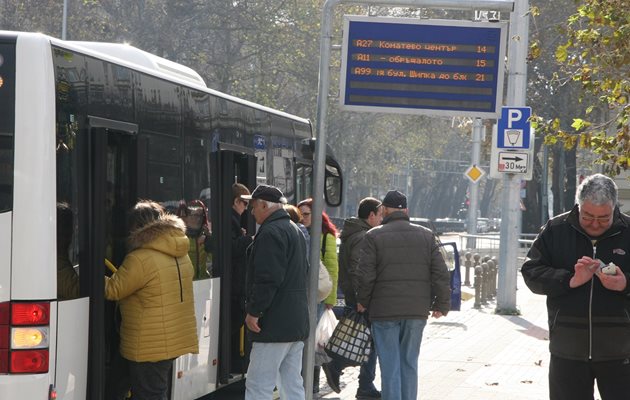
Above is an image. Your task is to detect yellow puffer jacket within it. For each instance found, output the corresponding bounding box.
[105,215,199,362]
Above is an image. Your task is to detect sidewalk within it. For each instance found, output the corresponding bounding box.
[315,273,563,400]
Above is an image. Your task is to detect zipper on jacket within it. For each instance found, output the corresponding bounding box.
[569,223,622,361]
[589,242,597,360]
[175,257,184,302]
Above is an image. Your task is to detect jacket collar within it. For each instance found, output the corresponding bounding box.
[260,208,290,226]
[382,211,409,225]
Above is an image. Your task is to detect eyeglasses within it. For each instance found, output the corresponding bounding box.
[239,199,249,206]
[581,215,611,224]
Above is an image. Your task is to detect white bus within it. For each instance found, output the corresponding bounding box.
[0,31,342,400]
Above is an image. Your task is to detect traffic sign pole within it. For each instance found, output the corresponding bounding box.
[467,119,483,248]
[497,0,529,314]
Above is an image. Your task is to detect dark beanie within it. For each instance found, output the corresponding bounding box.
[382,190,407,209]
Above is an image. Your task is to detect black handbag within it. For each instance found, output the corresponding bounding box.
[324,310,371,366]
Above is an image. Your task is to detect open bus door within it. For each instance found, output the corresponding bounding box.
[71,116,137,400]
[210,143,257,385]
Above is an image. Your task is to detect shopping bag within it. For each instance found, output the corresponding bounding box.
[314,308,337,366]
[318,261,333,302]
[324,310,371,366]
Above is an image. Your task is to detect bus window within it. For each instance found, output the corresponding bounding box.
[325,160,342,207]
[0,40,15,212]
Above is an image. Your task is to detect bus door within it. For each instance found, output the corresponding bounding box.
[210,143,256,385]
[73,116,137,400]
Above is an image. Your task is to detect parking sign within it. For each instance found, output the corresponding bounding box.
[497,107,531,149]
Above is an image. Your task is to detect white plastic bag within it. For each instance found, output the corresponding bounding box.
[318,261,333,302]
[314,308,337,366]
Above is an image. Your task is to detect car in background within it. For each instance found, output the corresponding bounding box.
[410,217,437,233]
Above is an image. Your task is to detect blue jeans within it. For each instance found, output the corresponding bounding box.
[245,341,305,400]
[371,319,427,400]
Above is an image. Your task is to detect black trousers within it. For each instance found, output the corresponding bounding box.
[550,354,630,400]
[128,358,174,400]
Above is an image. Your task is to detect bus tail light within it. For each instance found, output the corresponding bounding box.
[11,302,50,325]
[10,349,49,373]
[0,301,50,374]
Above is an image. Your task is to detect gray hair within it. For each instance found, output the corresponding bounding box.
[261,200,283,212]
[575,173,617,207]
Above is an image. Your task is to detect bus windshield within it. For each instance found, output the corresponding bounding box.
[0,39,15,213]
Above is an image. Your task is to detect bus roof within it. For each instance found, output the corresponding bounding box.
[3,30,312,127]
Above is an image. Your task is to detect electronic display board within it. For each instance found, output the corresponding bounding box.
[340,16,507,118]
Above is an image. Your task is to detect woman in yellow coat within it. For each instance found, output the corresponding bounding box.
[105,200,199,400]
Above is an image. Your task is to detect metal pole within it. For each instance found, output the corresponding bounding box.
[307,1,516,396]
[497,0,529,313]
[62,0,68,40]
[466,119,482,248]
[541,144,548,226]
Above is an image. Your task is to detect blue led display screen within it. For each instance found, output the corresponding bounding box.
[340,17,507,118]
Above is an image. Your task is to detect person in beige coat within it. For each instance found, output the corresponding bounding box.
[105,200,199,400]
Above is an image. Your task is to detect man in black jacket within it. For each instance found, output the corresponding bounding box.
[322,197,383,398]
[242,184,308,400]
[522,173,630,399]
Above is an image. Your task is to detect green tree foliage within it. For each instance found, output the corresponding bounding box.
[531,0,630,176]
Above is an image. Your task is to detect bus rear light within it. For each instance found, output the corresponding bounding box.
[11,302,50,326]
[10,349,49,373]
[0,301,51,374]
[11,327,49,349]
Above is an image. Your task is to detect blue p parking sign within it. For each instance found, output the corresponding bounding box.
[497,107,531,149]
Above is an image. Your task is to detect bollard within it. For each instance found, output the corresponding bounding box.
[474,265,482,309]
[491,256,499,297]
[481,263,490,304]
[464,252,472,286]
[486,259,496,299]
[473,253,481,268]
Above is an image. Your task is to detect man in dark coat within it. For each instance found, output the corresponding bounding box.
[322,197,383,398]
[243,184,308,400]
[522,174,630,399]
[357,190,450,400]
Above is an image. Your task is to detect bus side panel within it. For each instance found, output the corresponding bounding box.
[55,298,89,400]
[0,213,10,301]
[171,278,220,399]
[12,34,57,300]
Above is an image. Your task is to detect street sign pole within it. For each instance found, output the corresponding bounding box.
[497,0,529,314]
[467,118,483,248]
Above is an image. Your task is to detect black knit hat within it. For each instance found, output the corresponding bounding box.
[241,184,287,204]
[382,190,407,209]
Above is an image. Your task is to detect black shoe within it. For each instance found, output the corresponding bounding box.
[356,387,381,399]
[321,362,341,393]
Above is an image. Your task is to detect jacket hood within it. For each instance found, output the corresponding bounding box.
[127,214,189,257]
[340,217,371,240]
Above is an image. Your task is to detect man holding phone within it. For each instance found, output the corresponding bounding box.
[522,174,630,399]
